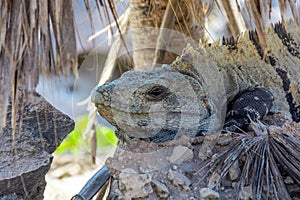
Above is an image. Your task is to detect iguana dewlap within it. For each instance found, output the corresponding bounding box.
[91,22,300,142]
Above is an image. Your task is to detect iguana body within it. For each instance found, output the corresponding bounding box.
[92,21,300,142]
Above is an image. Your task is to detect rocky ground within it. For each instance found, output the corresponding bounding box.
[43,112,300,200]
[106,113,300,199]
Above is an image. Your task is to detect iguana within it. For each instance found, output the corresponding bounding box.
[71,21,300,200]
[91,20,300,143]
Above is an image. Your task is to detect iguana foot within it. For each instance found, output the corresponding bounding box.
[223,87,274,132]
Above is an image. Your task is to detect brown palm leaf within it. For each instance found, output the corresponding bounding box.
[198,116,300,199]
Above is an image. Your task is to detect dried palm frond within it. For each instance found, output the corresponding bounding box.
[0,0,128,150]
[0,0,77,132]
[197,114,300,199]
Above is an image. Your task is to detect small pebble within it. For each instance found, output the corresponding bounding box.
[168,145,193,164]
[284,176,294,184]
[229,160,240,180]
[151,179,169,198]
[199,187,220,199]
[167,169,191,191]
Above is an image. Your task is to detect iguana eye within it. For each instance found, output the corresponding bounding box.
[146,85,169,100]
[149,86,163,95]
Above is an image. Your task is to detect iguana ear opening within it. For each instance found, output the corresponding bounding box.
[174,67,205,88]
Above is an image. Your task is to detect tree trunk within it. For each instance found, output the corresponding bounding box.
[129,0,205,70]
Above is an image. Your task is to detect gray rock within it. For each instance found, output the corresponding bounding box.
[167,169,191,191]
[199,187,220,199]
[0,194,23,200]
[208,172,220,189]
[284,176,294,184]
[239,186,252,200]
[151,179,169,199]
[216,133,233,146]
[168,145,193,164]
[229,160,240,181]
[118,168,153,198]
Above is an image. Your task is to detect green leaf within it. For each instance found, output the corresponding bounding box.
[54,115,117,154]
[96,126,118,147]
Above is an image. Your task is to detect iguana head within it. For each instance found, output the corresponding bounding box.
[91,63,214,143]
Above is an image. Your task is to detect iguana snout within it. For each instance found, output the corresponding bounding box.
[91,82,116,127]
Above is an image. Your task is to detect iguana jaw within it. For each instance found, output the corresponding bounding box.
[91,65,214,142]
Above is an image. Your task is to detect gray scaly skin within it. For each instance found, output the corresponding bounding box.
[91,21,300,143]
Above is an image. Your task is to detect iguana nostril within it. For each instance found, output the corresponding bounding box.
[91,83,115,109]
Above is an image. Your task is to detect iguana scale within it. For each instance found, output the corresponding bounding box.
[92,21,300,142]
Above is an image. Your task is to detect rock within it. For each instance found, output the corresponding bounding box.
[198,134,218,159]
[239,186,252,200]
[168,145,193,164]
[118,168,153,198]
[284,176,294,184]
[151,179,169,198]
[216,133,233,146]
[0,193,23,200]
[199,187,220,199]
[229,160,240,181]
[0,92,74,199]
[167,169,191,191]
[172,165,178,170]
[208,172,220,189]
